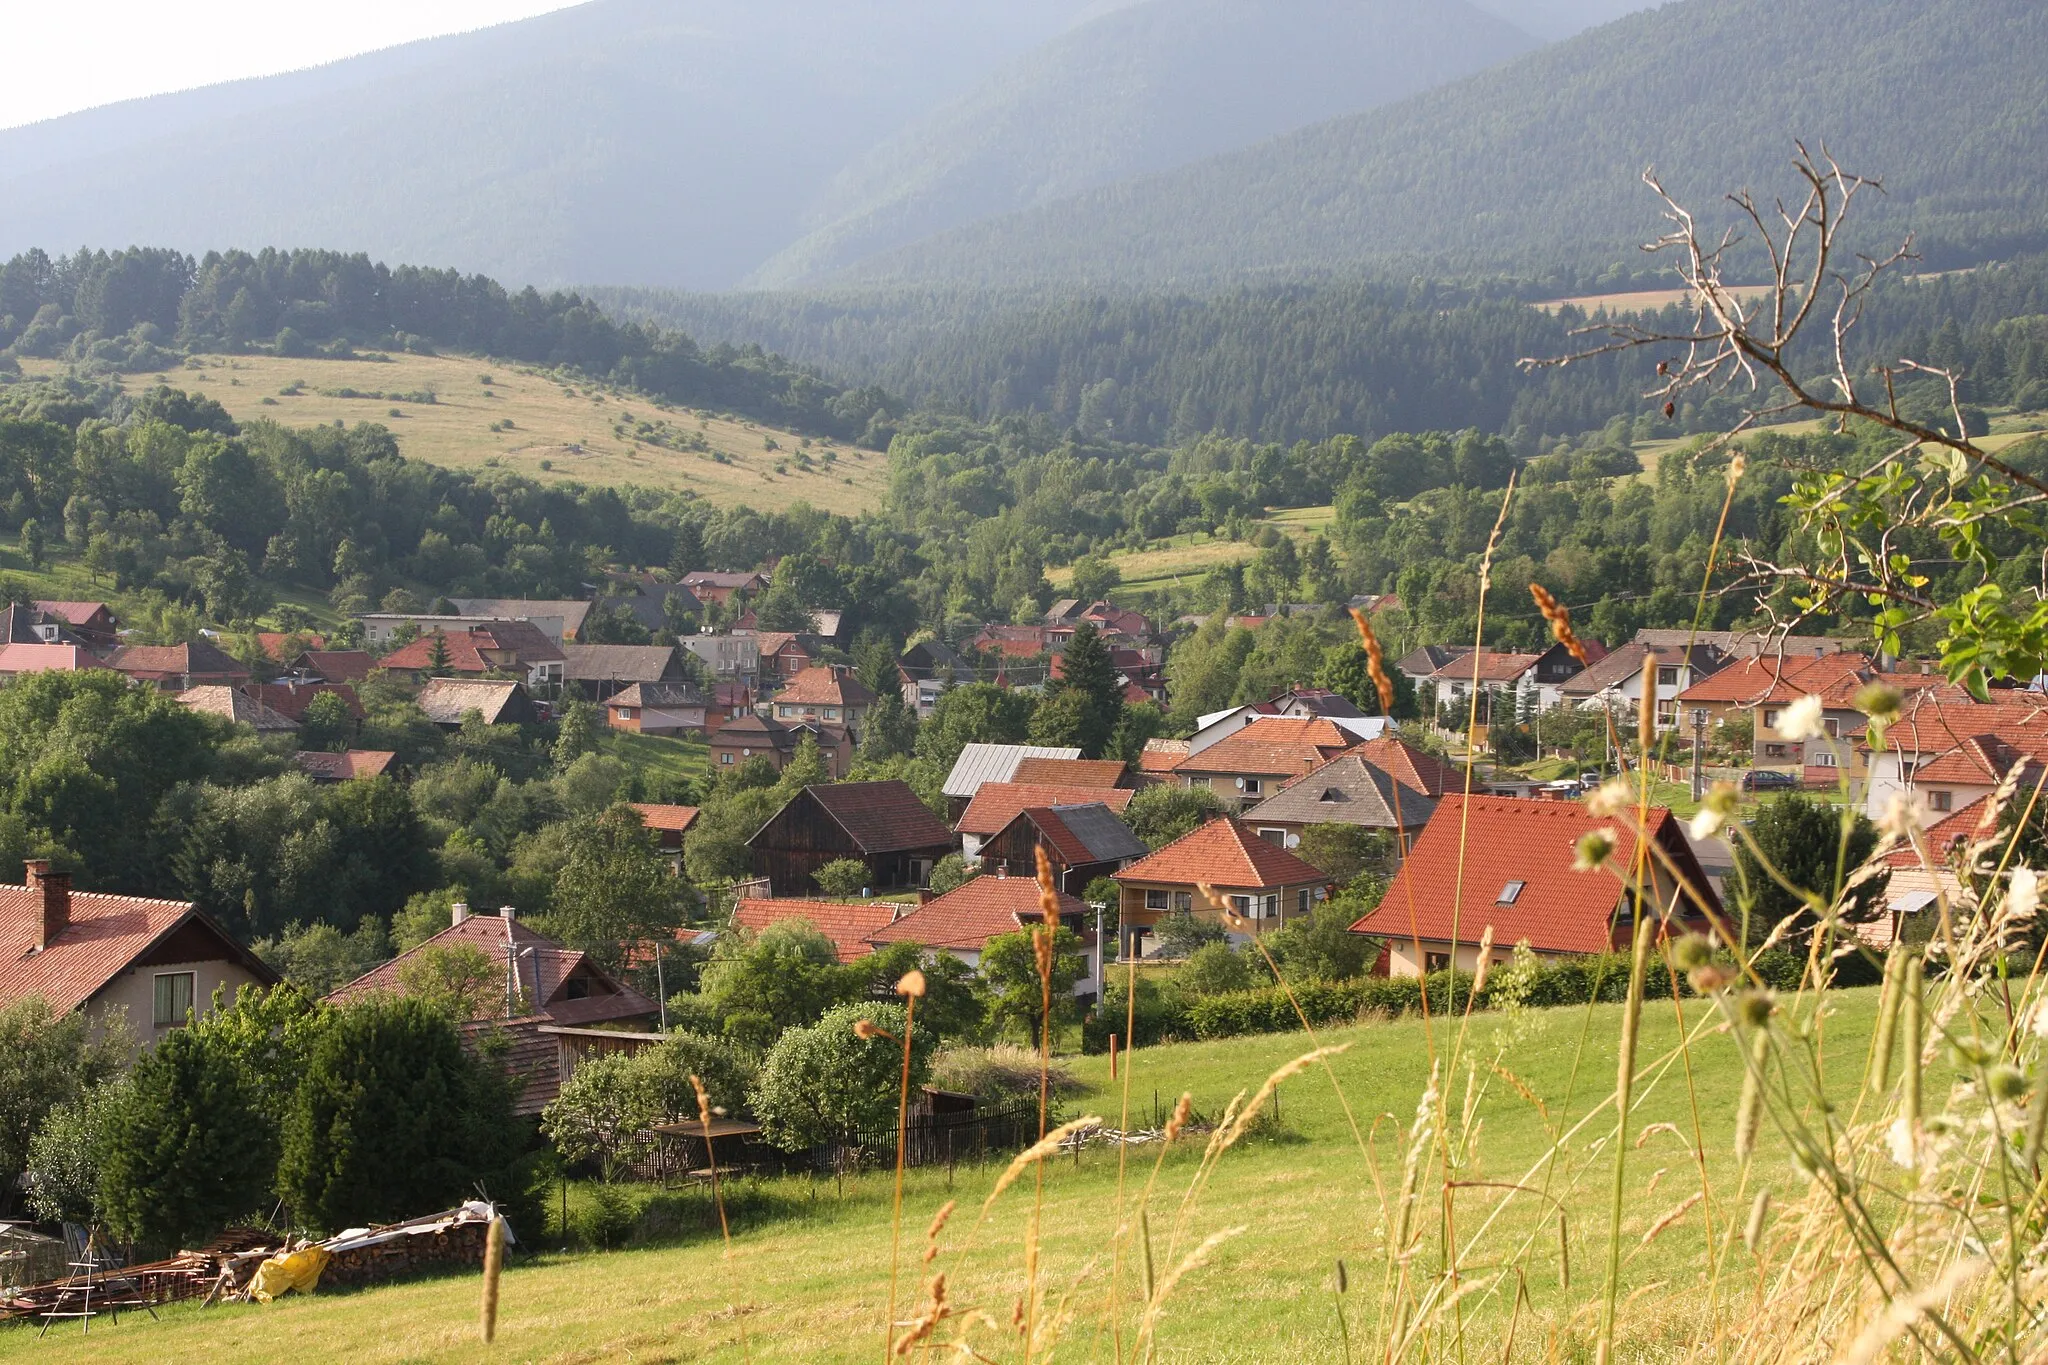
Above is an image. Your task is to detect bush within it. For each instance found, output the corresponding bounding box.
[1153,907,1226,959]
[542,1052,659,1182]
[812,858,872,897]
[931,1044,1081,1109]
[636,1030,758,1121]
[26,1079,126,1224]
[99,1029,273,1250]
[1175,942,1255,996]
[750,1002,933,1151]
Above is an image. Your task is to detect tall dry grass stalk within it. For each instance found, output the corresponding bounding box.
[479,1214,505,1344]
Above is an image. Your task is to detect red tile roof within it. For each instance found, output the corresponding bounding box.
[0,879,274,1015]
[256,631,327,660]
[104,639,249,680]
[1011,757,1127,788]
[1676,652,1872,706]
[1138,739,1190,774]
[1430,651,1543,684]
[376,624,561,673]
[297,649,376,683]
[733,897,901,962]
[34,601,112,626]
[1349,736,1466,799]
[1114,817,1329,892]
[244,681,365,721]
[1177,716,1356,778]
[0,643,90,675]
[972,625,1050,658]
[1885,797,1996,869]
[1349,795,1718,954]
[176,685,299,732]
[776,668,876,707]
[956,782,1136,837]
[628,803,702,833]
[865,875,1086,952]
[294,750,397,781]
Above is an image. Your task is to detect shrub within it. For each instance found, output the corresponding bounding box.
[26,1079,126,1224]
[99,1029,272,1250]
[542,1052,660,1182]
[0,995,126,1177]
[931,1044,1081,1108]
[1175,942,1255,996]
[812,858,872,897]
[750,1002,933,1151]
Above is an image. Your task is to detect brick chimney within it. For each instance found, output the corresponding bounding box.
[451,901,471,927]
[24,859,70,949]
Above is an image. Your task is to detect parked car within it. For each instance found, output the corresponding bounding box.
[1741,768,1800,792]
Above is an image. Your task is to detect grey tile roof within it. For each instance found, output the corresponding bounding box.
[1240,754,1437,831]
[1045,803,1150,863]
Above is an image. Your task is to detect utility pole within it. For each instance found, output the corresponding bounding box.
[655,944,668,1031]
[1691,708,1709,801]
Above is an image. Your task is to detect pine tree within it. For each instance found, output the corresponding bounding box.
[426,628,452,675]
[99,1029,272,1249]
[1048,621,1123,758]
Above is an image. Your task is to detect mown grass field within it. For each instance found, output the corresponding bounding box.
[598,731,711,788]
[1048,505,1336,598]
[15,353,891,513]
[0,986,1886,1363]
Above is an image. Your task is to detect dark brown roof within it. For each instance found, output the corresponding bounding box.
[803,781,957,853]
[561,644,682,684]
[105,638,248,679]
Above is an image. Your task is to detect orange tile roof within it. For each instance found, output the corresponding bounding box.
[244,681,364,721]
[0,643,91,674]
[328,914,655,1024]
[376,624,560,673]
[1177,716,1356,778]
[1113,817,1329,892]
[956,782,1135,837]
[0,880,274,1015]
[256,631,327,660]
[1011,757,1127,788]
[294,749,397,781]
[732,897,901,962]
[1885,796,1997,869]
[865,875,1086,953]
[1349,795,1717,954]
[1349,736,1466,798]
[775,668,876,707]
[1138,740,1190,774]
[298,649,376,683]
[1430,651,1543,684]
[628,803,702,833]
[1676,652,1872,706]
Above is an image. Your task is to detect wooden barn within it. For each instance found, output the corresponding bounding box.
[746,781,958,896]
[978,802,1149,896]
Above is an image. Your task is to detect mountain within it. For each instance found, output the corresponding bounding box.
[0,0,1104,290]
[1466,0,1662,41]
[811,0,2048,290]
[747,0,1538,288]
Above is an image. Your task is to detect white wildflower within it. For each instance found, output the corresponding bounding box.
[2029,998,2048,1040]
[1774,694,1826,742]
[1688,781,1740,841]
[1880,792,1929,840]
[1585,777,1635,817]
[1887,1117,1919,1170]
[2008,867,2040,925]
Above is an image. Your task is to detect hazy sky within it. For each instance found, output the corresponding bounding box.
[1,1,584,131]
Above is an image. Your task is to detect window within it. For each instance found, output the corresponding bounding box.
[1262,894,1280,919]
[1241,778,1262,796]
[1145,889,1169,910]
[1425,953,1451,973]
[1823,716,1840,738]
[1901,760,1918,781]
[563,977,590,1000]
[1657,666,1681,687]
[1763,709,1781,730]
[719,752,733,765]
[1258,827,1287,847]
[1174,891,1193,913]
[153,972,195,1029]
[1230,894,1253,918]
[1813,750,1838,768]
[617,707,636,720]
[1497,880,1526,905]
[823,707,839,720]
[1655,699,1678,728]
[1928,789,1954,812]
[1298,888,1312,914]
[777,705,794,719]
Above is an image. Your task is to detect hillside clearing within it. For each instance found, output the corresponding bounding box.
[1049,505,1336,597]
[0,987,1884,1363]
[15,353,890,513]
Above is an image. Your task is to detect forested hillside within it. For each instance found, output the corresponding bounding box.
[597,255,2048,447]
[749,0,1535,288]
[820,0,2048,288]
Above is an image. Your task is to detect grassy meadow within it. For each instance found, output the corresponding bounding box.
[0,985,1889,1363]
[15,353,891,513]
[1049,505,1337,599]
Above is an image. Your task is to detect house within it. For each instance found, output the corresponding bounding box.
[242,681,365,724]
[254,631,326,662]
[446,598,594,643]
[1347,795,1720,977]
[1350,735,1466,799]
[770,665,877,732]
[605,681,709,735]
[978,803,1150,893]
[414,678,538,728]
[1186,702,1390,757]
[731,897,905,963]
[1634,628,1848,660]
[0,603,86,646]
[1675,651,1879,774]
[177,685,300,734]
[331,904,658,1029]
[1175,716,1361,812]
[1043,599,1084,626]
[1111,818,1333,956]
[1558,642,1727,730]
[1079,600,1153,641]
[680,570,769,607]
[710,713,853,777]
[1240,753,1439,854]
[940,743,1082,818]
[627,803,701,853]
[708,682,756,730]
[0,643,91,678]
[1864,706,2048,824]
[561,643,691,702]
[1137,738,1191,783]
[1424,651,1546,724]
[375,623,566,689]
[679,633,761,689]
[295,750,398,782]
[598,573,703,635]
[865,874,1098,997]
[753,631,819,681]
[291,649,377,684]
[970,624,1052,661]
[0,860,278,1052]
[1396,644,1472,689]
[104,638,250,690]
[1011,756,1129,789]
[956,782,1138,864]
[899,638,977,718]
[33,601,118,648]
[746,781,959,895]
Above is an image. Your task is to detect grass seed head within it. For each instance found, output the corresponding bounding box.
[1671,932,1713,972]
[1348,607,1397,712]
[1736,989,1776,1029]
[1528,583,1591,666]
[1573,828,1618,871]
[896,968,927,999]
[1163,1091,1193,1144]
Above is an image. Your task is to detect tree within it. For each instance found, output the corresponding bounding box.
[913,683,1036,771]
[1176,942,1254,996]
[252,920,388,999]
[1154,907,1228,958]
[855,943,987,1043]
[776,734,830,795]
[1265,898,1378,982]
[299,690,354,752]
[695,918,855,1044]
[548,805,685,971]
[26,1079,125,1224]
[634,1031,758,1121]
[813,857,873,897]
[749,1002,933,1151]
[1294,825,1395,886]
[1044,621,1122,758]
[18,516,44,568]
[397,943,507,1020]
[553,698,602,770]
[1124,784,1226,849]
[861,690,919,761]
[1068,555,1121,604]
[541,1052,659,1182]
[926,853,977,897]
[99,1028,272,1249]
[0,996,125,1178]
[1730,795,1886,945]
[978,926,1085,1040]
[1315,642,1417,719]
[426,629,452,675]
[277,996,523,1233]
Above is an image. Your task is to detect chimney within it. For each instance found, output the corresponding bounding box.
[24,860,70,949]
[499,905,517,923]
[451,901,471,927]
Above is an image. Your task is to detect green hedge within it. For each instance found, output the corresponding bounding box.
[1084,949,1810,1050]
